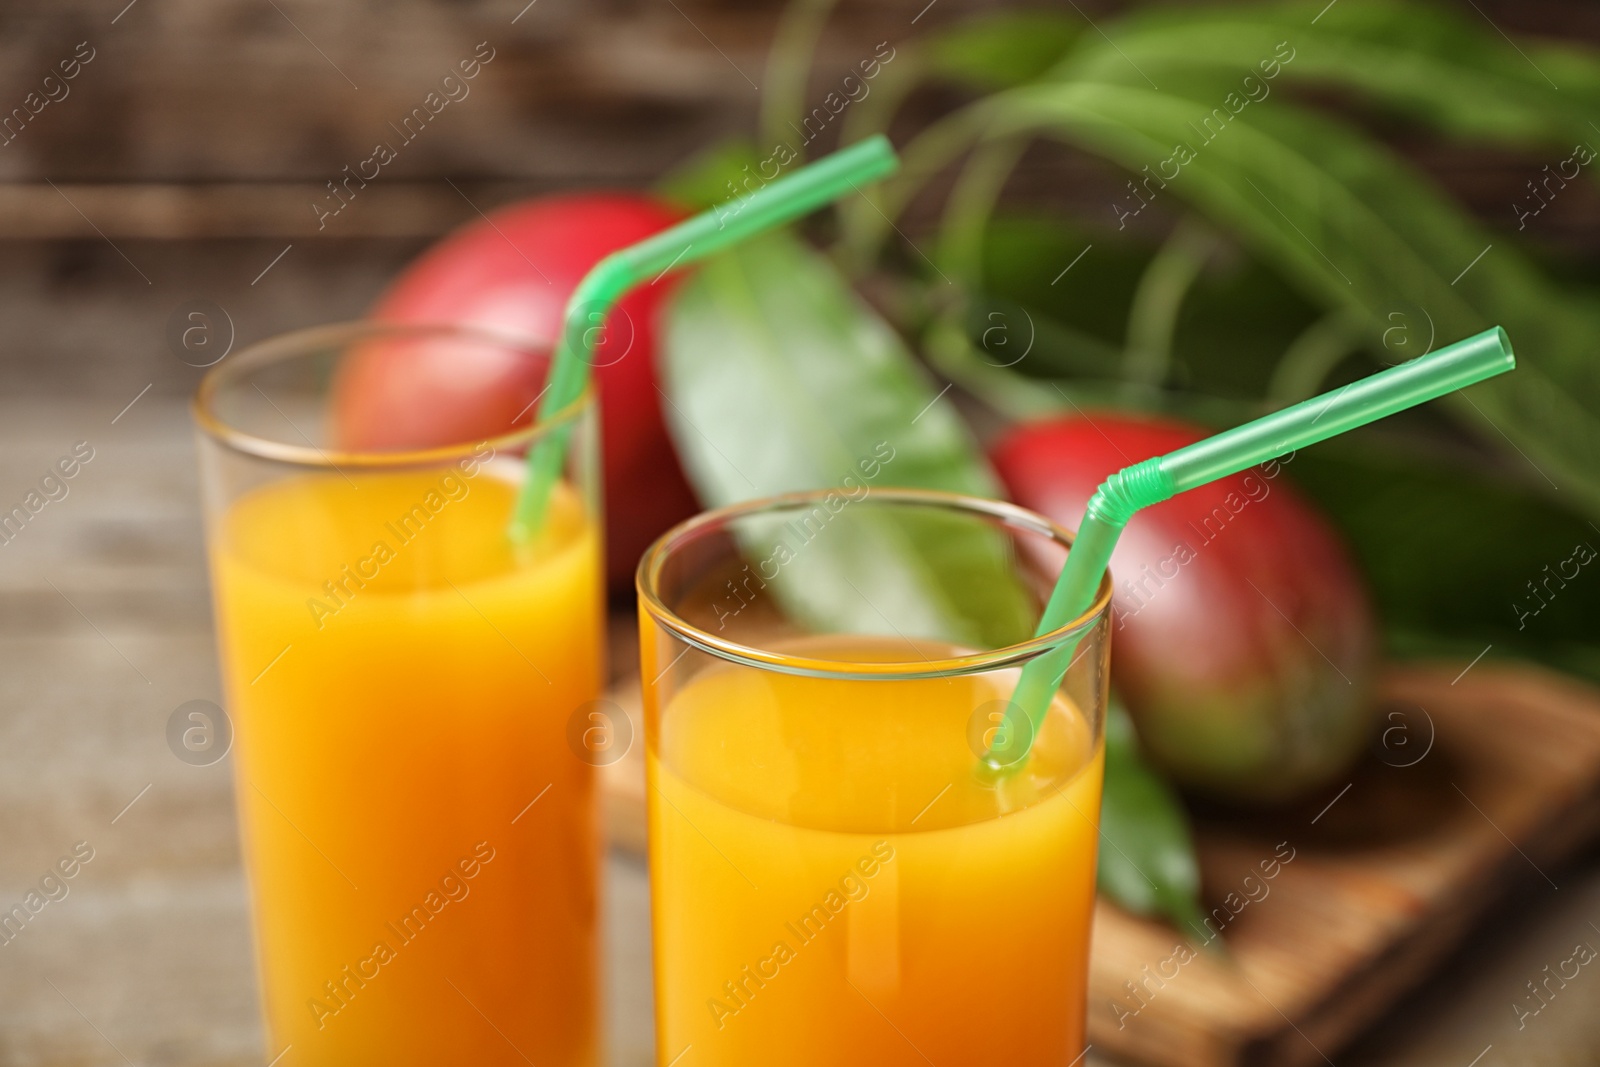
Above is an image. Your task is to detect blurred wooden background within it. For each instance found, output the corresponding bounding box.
[3,1,1600,1065]
[4,0,1600,233]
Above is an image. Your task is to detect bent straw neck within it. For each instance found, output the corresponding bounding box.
[543,256,637,415]
[1023,457,1171,652]
[1087,457,1174,526]
[507,135,900,542]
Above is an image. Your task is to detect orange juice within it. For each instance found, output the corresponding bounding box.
[645,636,1103,1066]
[209,461,602,1067]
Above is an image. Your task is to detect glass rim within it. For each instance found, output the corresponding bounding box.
[636,487,1113,681]
[191,320,591,469]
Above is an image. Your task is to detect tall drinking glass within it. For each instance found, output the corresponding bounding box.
[637,488,1111,1065]
[194,323,604,1066]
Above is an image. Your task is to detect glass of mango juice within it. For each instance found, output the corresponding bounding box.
[637,487,1111,1066]
[193,323,604,1067]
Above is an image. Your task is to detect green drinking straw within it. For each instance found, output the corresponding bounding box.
[991,326,1516,768]
[508,135,901,542]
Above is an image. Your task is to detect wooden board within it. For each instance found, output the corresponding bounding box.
[599,656,1600,1067]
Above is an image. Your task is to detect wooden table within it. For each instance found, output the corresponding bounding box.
[2,241,1598,1066]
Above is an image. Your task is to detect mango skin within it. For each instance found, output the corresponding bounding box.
[994,413,1377,804]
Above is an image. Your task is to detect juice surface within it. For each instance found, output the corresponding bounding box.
[646,636,1104,1066]
[210,465,602,1067]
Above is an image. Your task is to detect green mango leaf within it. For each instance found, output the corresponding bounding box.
[1287,441,1600,683]
[962,293,1125,383]
[660,231,1034,650]
[978,213,1151,353]
[952,78,1600,519]
[1100,699,1209,942]
[980,212,1326,396]
[846,0,1600,526]
[923,12,1085,92]
[657,139,763,212]
[1064,2,1600,148]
